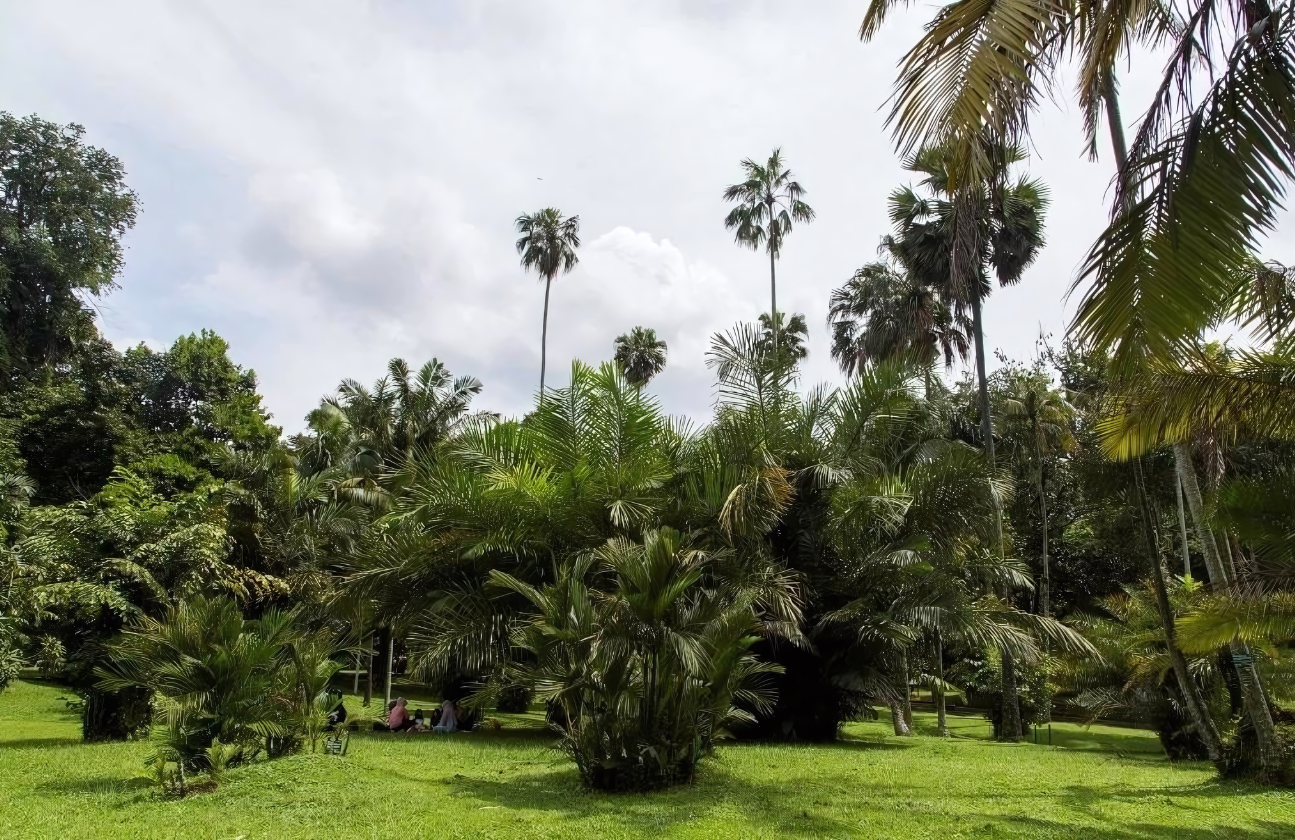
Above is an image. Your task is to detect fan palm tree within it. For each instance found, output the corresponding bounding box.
[723,149,815,355]
[827,256,970,393]
[516,208,581,399]
[613,326,668,388]
[859,0,1295,379]
[888,145,1048,465]
[883,146,1047,741]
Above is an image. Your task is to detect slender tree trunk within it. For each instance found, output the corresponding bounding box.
[900,650,914,734]
[1176,472,1192,577]
[1135,463,1225,763]
[1035,431,1051,618]
[540,274,553,401]
[1106,77,1279,776]
[1174,442,1281,776]
[363,633,373,707]
[384,634,395,710]
[889,700,911,736]
[769,245,778,356]
[970,290,1023,740]
[935,628,949,737]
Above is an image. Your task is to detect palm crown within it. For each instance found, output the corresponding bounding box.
[613,326,668,388]
[515,207,581,398]
[723,149,815,354]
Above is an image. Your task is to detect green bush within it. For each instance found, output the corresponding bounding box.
[97,595,345,774]
[491,528,786,791]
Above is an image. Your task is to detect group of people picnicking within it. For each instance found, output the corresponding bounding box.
[385,697,467,734]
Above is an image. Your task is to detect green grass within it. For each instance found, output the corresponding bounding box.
[2,680,1293,839]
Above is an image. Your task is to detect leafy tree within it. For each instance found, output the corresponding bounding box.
[612,326,668,388]
[723,149,815,355]
[0,113,138,379]
[756,312,809,368]
[515,208,580,399]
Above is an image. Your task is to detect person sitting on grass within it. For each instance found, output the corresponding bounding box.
[388,697,419,733]
[432,699,459,733]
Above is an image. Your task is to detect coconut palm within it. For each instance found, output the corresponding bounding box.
[723,149,815,355]
[828,257,970,393]
[859,0,1295,378]
[516,208,581,399]
[613,326,668,388]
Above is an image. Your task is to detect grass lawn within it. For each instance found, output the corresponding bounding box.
[2,679,1293,839]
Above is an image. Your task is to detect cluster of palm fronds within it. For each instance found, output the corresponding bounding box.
[96,595,350,794]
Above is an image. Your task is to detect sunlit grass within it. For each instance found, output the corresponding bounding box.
[2,679,1292,839]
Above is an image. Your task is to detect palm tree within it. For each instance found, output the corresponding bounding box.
[723,149,815,355]
[827,256,970,393]
[756,312,809,368]
[516,208,581,399]
[613,326,668,388]
[995,370,1076,617]
[885,146,1048,741]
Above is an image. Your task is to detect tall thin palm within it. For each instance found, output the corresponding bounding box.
[996,376,1076,616]
[889,146,1048,464]
[888,145,1047,742]
[613,326,668,388]
[516,208,581,399]
[723,149,815,355]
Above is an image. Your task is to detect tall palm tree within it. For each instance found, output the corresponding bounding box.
[827,256,970,393]
[516,208,581,399]
[886,145,1047,741]
[996,372,1076,617]
[723,149,815,355]
[613,326,668,388]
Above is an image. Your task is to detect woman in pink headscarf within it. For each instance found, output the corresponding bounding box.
[388,697,416,733]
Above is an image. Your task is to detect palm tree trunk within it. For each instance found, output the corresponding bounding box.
[540,274,553,400]
[900,650,913,734]
[970,289,1023,741]
[935,627,949,737]
[1105,77,1279,776]
[889,700,911,736]
[1176,472,1192,577]
[1035,431,1050,617]
[1136,466,1225,764]
[1174,441,1282,776]
[769,246,778,356]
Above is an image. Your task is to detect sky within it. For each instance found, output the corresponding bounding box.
[2,1,1291,432]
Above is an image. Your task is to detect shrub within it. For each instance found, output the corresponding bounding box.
[97,595,346,772]
[491,528,788,791]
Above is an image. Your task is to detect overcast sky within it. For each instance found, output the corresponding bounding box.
[2,1,1291,432]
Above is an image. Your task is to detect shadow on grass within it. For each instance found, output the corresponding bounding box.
[35,776,154,796]
[429,742,1285,839]
[0,737,84,749]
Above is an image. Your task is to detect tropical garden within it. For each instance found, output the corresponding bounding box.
[2,1,1295,836]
